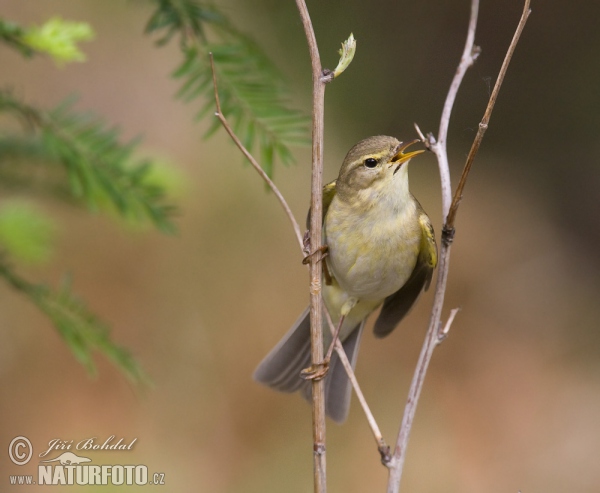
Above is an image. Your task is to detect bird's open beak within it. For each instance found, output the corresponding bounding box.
[391,139,425,165]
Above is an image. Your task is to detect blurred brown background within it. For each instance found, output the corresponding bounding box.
[1,0,599,492]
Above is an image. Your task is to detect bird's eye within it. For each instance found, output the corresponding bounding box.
[363,158,378,168]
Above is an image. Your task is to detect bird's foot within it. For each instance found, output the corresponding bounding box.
[302,244,329,265]
[300,360,330,381]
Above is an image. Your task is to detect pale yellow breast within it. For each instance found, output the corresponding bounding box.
[324,194,421,302]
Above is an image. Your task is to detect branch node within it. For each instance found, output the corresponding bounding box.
[479,121,488,130]
[378,442,392,466]
[313,442,326,455]
[471,45,482,61]
[413,123,432,150]
[321,69,334,83]
[437,307,461,343]
[427,132,437,147]
[441,225,456,246]
[310,279,321,296]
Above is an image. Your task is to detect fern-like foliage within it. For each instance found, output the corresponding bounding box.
[0,89,177,383]
[0,18,34,57]
[0,13,179,384]
[0,17,94,64]
[0,257,147,383]
[145,0,309,178]
[0,91,176,233]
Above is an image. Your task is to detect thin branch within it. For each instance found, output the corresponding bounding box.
[431,0,480,219]
[209,53,304,250]
[212,46,381,489]
[438,307,461,343]
[446,0,532,229]
[322,308,390,461]
[293,0,328,490]
[386,1,531,492]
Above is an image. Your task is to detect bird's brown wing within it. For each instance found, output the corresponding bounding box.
[373,207,437,338]
[305,179,337,229]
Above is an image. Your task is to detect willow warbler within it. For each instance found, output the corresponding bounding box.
[254,136,437,423]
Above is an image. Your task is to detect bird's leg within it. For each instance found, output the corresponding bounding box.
[300,313,345,381]
[302,230,332,284]
[301,298,356,381]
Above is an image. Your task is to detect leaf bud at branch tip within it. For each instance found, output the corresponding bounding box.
[332,33,356,79]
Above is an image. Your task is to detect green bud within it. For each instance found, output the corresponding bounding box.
[333,33,356,78]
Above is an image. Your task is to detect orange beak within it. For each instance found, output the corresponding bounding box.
[391,139,425,175]
[391,139,425,165]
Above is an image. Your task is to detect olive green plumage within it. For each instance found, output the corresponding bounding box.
[255,136,437,423]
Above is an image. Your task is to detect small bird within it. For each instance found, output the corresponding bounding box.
[254,135,437,423]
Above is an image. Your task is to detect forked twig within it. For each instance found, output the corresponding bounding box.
[446,0,532,229]
[210,30,368,493]
[431,0,481,218]
[386,1,531,492]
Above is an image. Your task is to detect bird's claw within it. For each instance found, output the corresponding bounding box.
[302,244,329,265]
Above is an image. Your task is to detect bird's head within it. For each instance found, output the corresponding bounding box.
[336,136,425,204]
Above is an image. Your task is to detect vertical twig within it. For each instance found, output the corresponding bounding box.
[294,1,328,491]
[386,1,531,492]
[211,44,384,489]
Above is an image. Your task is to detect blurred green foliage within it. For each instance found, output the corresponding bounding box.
[0,16,93,64]
[0,14,178,382]
[0,260,148,383]
[0,0,309,383]
[0,201,56,264]
[22,17,94,65]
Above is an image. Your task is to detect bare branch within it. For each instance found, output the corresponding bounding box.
[209,53,304,251]
[212,37,375,489]
[293,1,328,491]
[431,0,480,219]
[386,1,531,492]
[322,309,390,462]
[446,0,532,229]
[438,307,461,343]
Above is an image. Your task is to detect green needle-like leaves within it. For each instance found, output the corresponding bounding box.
[0,259,147,383]
[0,92,177,233]
[146,0,309,177]
[0,90,178,382]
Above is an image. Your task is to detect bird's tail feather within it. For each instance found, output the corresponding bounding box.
[254,307,312,393]
[254,307,363,423]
